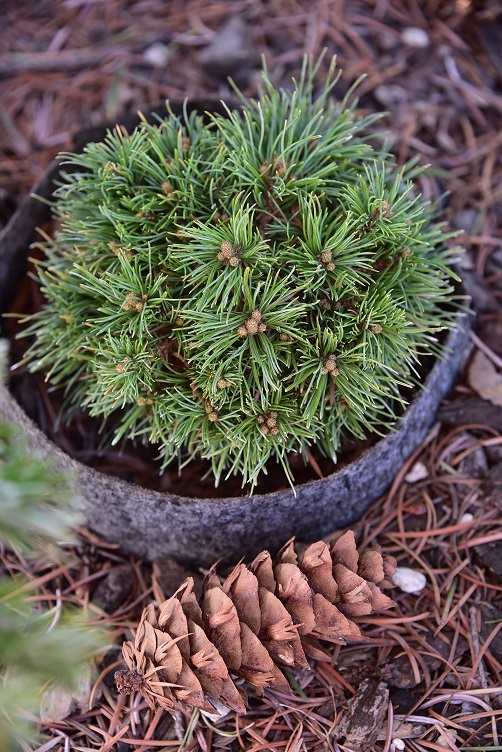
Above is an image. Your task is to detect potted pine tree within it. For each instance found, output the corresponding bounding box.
[0,56,469,565]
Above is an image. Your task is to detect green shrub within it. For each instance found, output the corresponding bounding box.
[19,56,460,489]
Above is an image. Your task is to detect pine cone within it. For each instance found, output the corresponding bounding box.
[115,532,396,715]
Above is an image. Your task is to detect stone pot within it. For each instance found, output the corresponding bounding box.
[0,102,470,567]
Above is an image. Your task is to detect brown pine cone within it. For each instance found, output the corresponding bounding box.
[116,532,396,715]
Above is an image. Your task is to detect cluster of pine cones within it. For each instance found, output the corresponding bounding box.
[115,532,396,715]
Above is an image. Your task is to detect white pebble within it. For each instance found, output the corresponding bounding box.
[392,567,427,594]
[143,43,170,67]
[436,729,457,747]
[401,27,430,48]
[404,461,428,483]
[459,512,474,524]
[392,740,405,751]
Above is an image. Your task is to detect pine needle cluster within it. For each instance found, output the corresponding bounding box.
[19,56,460,489]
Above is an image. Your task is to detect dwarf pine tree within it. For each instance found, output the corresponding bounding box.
[18,56,461,489]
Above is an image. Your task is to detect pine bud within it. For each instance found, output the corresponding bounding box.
[322,354,338,376]
[137,396,154,406]
[371,324,382,334]
[246,319,259,335]
[381,200,393,217]
[239,310,265,337]
[220,241,234,259]
[218,240,240,267]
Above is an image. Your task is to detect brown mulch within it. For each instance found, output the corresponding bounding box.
[1,0,502,750]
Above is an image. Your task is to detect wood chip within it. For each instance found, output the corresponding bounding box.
[334,678,389,751]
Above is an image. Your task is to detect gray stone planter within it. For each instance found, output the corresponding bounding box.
[0,104,470,567]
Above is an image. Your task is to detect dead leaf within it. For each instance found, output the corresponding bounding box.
[468,349,502,406]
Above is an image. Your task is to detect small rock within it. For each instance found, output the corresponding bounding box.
[404,461,428,483]
[378,31,399,51]
[73,663,94,711]
[392,567,427,594]
[40,685,74,723]
[143,43,170,68]
[392,740,405,751]
[436,729,458,748]
[459,512,474,523]
[401,27,430,48]
[40,664,94,723]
